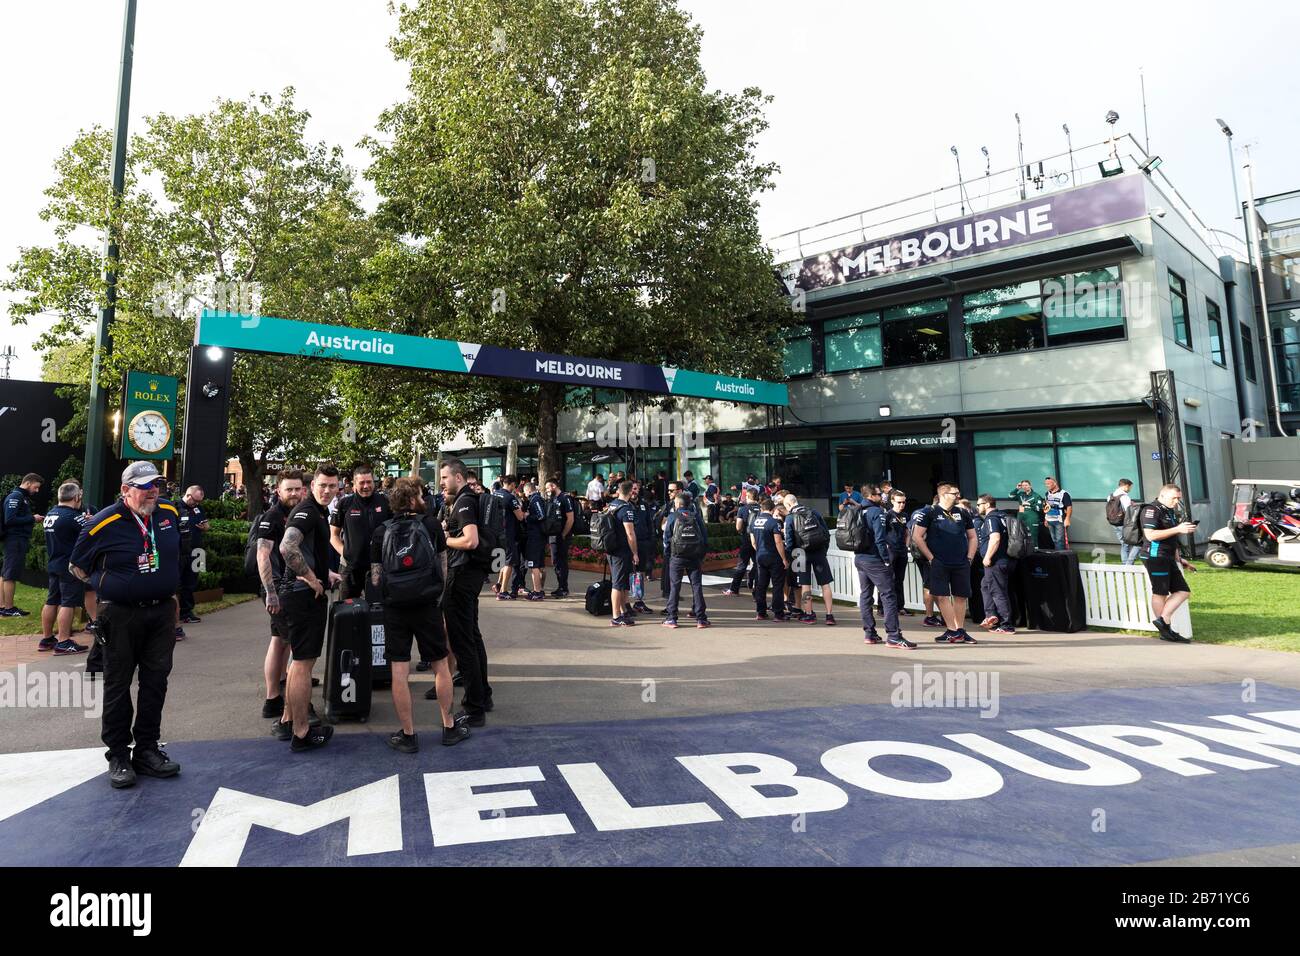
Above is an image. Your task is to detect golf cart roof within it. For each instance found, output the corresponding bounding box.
[1231,479,1300,487]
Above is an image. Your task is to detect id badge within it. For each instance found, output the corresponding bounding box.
[138,553,152,573]
[150,549,160,571]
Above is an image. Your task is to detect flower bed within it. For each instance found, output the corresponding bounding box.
[563,547,739,574]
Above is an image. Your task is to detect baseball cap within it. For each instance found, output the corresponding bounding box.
[122,461,163,488]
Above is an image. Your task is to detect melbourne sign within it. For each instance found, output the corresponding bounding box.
[196,313,788,407]
[783,174,1147,294]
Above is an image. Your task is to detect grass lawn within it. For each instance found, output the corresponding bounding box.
[0,583,256,638]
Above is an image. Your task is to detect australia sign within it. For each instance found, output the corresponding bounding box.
[195,313,788,407]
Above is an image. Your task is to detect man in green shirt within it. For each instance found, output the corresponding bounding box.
[1009,480,1045,545]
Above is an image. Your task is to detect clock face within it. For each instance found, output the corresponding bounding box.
[128,410,171,454]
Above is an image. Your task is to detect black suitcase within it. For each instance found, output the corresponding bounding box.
[367,602,391,686]
[585,560,612,616]
[1019,550,1087,632]
[324,598,373,721]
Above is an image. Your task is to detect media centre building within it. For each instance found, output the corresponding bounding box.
[443,170,1273,551]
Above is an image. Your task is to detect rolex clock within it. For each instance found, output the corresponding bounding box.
[127,409,172,454]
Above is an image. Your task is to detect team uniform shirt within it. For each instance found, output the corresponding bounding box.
[662,508,710,556]
[630,499,654,543]
[330,492,393,567]
[44,505,88,574]
[978,510,1010,561]
[3,488,36,538]
[735,503,756,550]
[749,512,784,561]
[1044,489,1072,525]
[445,486,483,572]
[886,509,909,556]
[494,488,521,543]
[1140,502,1182,560]
[280,498,332,592]
[253,499,294,591]
[550,492,575,540]
[1010,488,1045,530]
[369,512,447,597]
[69,499,182,604]
[838,491,863,509]
[914,504,975,567]
[525,493,546,538]
[860,504,891,563]
[607,500,636,555]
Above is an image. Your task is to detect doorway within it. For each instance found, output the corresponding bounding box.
[887,448,958,510]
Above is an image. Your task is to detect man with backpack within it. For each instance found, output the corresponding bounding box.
[544,477,574,597]
[911,483,979,645]
[749,497,789,620]
[1107,478,1137,565]
[725,488,759,596]
[440,458,495,725]
[662,491,710,628]
[596,481,640,627]
[655,480,689,609]
[629,481,656,614]
[781,493,836,625]
[369,477,470,752]
[976,494,1016,635]
[521,480,548,600]
[492,476,526,600]
[840,493,912,648]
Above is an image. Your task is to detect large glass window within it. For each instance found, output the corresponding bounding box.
[975,446,1056,499]
[718,442,770,492]
[964,280,1044,356]
[783,325,813,377]
[450,453,503,488]
[883,298,949,366]
[974,424,1141,500]
[1207,300,1226,366]
[831,438,887,492]
[1241,322,1257,382]
[1184,424,1208,502]
[824,313,883,373]
[1272,311,1300,412]
[1041,266,1126,346]
[770,440,821,497]
[1169,270,1192,349]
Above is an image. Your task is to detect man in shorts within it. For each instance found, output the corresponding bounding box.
[782,493,836,625]
[255,470,303,720]
[1140,483,1198,643]
[911,483,978,645]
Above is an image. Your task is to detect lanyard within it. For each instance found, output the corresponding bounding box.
[129,509,157,556]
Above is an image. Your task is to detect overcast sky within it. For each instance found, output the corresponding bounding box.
[3,0,1296,380]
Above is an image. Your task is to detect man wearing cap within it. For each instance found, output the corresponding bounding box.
[69,462,183,789]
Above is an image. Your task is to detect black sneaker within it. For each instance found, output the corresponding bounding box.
[54,639,88,655]
[1153,617,1175,639]
[37,637,58,651]
[0,608,18,618]
[1160,629,1192,644]
[415,660,432,672]
[180,614,201,624]
[634,601,653,613]
[270,719,293,741]
[442,724,471,746]
[825,614,836,626]
[936,630,956,643]
[922,615,945,628]
[290,725,334,751]
[452,671,464,687]
[755,611,770,621]
[387,730,419,753]
[11,607,30,617]
[424,685,439,700]
[863,632,883,645]
[550,588,569,598]
[949,629,979,645]
[132,747,181,778]
[886,635,918,649]
[453,710,486,728]
[108,756,136,789]
[261,695,285,718]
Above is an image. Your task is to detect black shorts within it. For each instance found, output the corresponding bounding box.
[281,588,328,660]
[501,535,518,568]
[270,608,289,641]
[523,534,546,569]
[927,562,972,598]
[45,572,85,608]
[608,551,632,592]
[914,553,931,588]
[383,603,448,663]
[793,548,834,587]
[1144,557,1189,596]
[636,539,654,573]
[2,536,29,580]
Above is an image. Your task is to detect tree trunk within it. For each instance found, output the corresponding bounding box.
[237,447,264,520]
[537,383,563,486]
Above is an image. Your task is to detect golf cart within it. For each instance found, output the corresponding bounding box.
[1204,479,1300,569]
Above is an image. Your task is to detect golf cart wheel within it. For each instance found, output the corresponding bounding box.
[1205,546,1235,569]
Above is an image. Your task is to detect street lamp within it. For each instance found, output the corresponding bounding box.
[1216,119,1242,221]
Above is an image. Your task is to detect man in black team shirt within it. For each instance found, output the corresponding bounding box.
[330,463,391,600]
[440,458,493,725]
[255,469,304,721]
[278,465,341,751]
[1140,483,1198,643]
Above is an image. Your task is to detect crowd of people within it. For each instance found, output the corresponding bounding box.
[1,457,1199,791]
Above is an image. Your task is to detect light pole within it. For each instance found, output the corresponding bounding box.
[1216,119,1241,222]
[83,0,137,504]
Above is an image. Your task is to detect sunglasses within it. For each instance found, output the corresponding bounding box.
[130,479,165,490]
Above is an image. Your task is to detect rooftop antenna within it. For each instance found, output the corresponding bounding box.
[0,345,14,379]
[1062,123,1075,186]
[1015,113,1026,199]
[950,145,967,216]
[981,145,991,208]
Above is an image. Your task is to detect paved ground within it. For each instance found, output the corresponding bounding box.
[3,569,1300,866]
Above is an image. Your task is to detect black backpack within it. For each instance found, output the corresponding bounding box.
[1121,502,1146,547]
[1003,512,1031,559]
[670,508,705,559]
[791,506,829,551]
[834,501,867,552]
[592,508,622,552]
[381,516,439,606]
[1105,493,1126,526]
[476,491,504,555]
[243,512,264,578]
[541,495,565,536]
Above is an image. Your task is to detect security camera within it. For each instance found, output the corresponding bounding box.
[1105,110,1120,126]
[202,382,221,399]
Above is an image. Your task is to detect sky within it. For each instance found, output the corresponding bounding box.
[2,0,1297,381]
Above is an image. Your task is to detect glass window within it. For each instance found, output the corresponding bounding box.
[975,447,1056,499]
[1207,300,1226,366]
[771,440,820,498]
[685,448,712,487]
[1055,424,1136,443]
[974,428,1054,447]
[962,280,1040,307]
[831,438,887,492]
[1169,270,1191,349]
[719,442,770,492]
[1184,424,1208,502]
[965,297,1045,356]
[882,298,949,366]
[824,312,883,373]
[783,326,813,377]
[1241,322,1257,382]
[1058,443,1142,500]
[1041,266,1126,346]
[1272,312,1300,413]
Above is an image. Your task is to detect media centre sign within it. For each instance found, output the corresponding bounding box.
[196,312,788,406]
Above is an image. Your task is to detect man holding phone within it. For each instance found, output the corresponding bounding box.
[1139,483,1197,643]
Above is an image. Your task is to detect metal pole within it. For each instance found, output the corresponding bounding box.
[1226,133,1241,221]
[1242,148,1291,438]
[1140,67,1150,155]
[84,0,137,502]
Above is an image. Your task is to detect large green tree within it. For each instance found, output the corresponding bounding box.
[365,0,788,479]
[5,90,379,513]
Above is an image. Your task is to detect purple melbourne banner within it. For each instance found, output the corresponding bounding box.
[783,174,1147,294]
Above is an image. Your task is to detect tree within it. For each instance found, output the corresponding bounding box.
[365,0,789,480]
[5,90,378,515]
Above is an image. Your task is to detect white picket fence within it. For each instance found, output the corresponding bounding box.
[811,546,1192,636]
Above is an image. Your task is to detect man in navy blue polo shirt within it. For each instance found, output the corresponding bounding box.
[911,482,978,645]
[69,461,183,790]
[662,491,710,628]
[521,480,548,600]
[629,480,656,614]
[749,498,789,620]
[725,488,758,596]
[545,477,575,597]
[1,472,44,617]
[607,482,640,626]
[854,494,913,648]
[976,494,1016,635]
[39,481,90,655]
